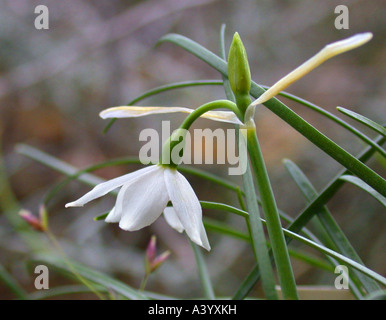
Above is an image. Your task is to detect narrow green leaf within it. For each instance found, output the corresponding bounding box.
[337,107,386,137]
[247,130,298,300]
[29,285,106,300]
[280,226,386,286]
[339,175,386,207]
[205,218,333,273]
[0,263,29,300]
[268,88,386,158]
[190,241,215,300]
[283,159,380,295]
[204,217,250,242]
[33,255,147,300]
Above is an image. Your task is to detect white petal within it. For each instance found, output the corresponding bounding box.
[248,33,373,109]
[201,110,243,125]
[163,207,184,233]
[164,168,210,251]
[65,165,158,208]
[100,106,242,125]
[105,207,120,223]
[198,223,211,251]
[117,166,169,231]
[100,106,196,119]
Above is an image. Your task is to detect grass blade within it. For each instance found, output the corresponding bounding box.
[337,107,386,137]
[283,159,380,295]
[266,88,386,158]
[339,175,386,207]
[33,255,147,300]
[190,241,215,300]
[0,263,29,300]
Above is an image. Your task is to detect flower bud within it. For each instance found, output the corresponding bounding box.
[144,235,170,275]
[39,205,49,231]
[19,209,46,232]
[228,32,251,97]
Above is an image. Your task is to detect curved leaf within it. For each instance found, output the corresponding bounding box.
[339,175,386,207]
[337,107,386,137]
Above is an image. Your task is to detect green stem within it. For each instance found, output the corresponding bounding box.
[190,241,215,300]
[179,99,241,130]
[241,156,278,300]
[246,128,298,300]
[139,274,149,292]
[159,99,241,166]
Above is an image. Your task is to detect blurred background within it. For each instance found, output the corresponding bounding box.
[0,0,384,299]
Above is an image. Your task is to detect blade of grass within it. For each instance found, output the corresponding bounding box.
[204,217,334,273]
[246,130,298,300]
[288,135,385,234]
[339,175,386,207]
[29,285,106,300]
[283,159,380,295]
[33,255,148,300]
[262,88,386,158]
[337,107,386,137]
[0,263,29,300]
[190,241,215,300]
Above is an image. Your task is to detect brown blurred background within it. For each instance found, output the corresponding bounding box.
[0,0,384,299]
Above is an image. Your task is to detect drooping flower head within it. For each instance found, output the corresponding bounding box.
[66,164,211,251]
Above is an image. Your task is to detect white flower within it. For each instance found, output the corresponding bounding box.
[65,164,210,251]
[100,106,243,125]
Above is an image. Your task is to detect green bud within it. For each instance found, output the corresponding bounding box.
[228,32,251,97]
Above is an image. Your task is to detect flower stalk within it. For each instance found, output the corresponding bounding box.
[245,128,298,300]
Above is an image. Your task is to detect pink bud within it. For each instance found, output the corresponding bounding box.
[146,235,157,263]
[19,209,45,232]
[150,250,171,273]
[144,235,170,275]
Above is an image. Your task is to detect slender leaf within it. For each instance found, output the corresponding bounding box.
[283,159,380,295]
[337,107,386,137]
[190,241,215,300]
[33,255,147,300]
[247,130,298,300]
[0,263,29,300]
[339,175,386,207]
[266,88,386,158]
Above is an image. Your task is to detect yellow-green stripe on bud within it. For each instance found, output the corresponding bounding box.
[228,32,251,113]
